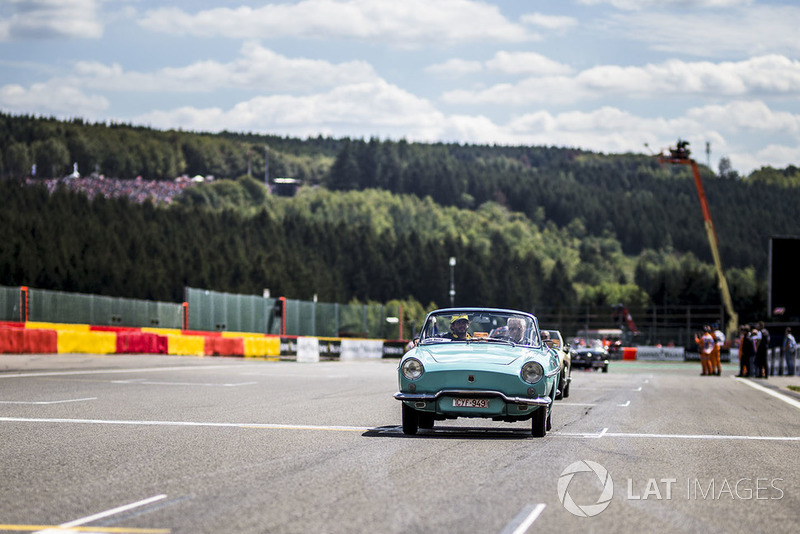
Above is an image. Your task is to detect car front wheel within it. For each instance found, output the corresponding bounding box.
[401,403,418,435]
[418,412,435,429]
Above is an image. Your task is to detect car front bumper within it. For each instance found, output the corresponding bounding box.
[394,389,552,407]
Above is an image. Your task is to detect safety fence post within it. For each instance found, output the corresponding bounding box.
[20,286,29,323]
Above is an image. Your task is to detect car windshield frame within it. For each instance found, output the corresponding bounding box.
[418,309,541,348]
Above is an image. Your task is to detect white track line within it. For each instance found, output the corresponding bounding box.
[111,379,257,387]
[0,365,245,379]
[502,503,546,534]
[733,377,800,410]
[0,397,97,405]
[4,417,799,441]
[34,494,167,533]
[0,416,371,432]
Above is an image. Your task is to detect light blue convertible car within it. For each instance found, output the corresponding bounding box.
[395,308,560,437]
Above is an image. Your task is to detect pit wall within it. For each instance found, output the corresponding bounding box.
[0,321,407,360]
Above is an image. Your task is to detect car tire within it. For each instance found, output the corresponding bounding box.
[546,408,552,431]
[401,402,418,435]
[602,364,608,373]
[555,370,564,400]
[532,406,547,437]
[418,412,434,429]
[563,378,570,398]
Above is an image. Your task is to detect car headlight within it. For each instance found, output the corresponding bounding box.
[402,358,424,380]
[521,361,544,384]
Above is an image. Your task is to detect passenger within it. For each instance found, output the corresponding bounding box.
[443,314,471,340]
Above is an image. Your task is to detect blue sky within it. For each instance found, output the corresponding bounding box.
[2,0,799,175]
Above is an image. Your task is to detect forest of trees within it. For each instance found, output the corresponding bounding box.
[2,112,799,326]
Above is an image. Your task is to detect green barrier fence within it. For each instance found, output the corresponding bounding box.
[26,288,183,329]
[0,285,402,337]
[185,287,278,333]
[0,286,21,322]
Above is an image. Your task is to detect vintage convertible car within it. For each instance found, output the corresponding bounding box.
[542,329,571,399]
[572,345,610,372]
[395,308,560,437]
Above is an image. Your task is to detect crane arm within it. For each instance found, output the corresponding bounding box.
[658,154,739,339]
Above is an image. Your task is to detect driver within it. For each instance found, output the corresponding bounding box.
[444,314,471,340]
[506,317,526,343]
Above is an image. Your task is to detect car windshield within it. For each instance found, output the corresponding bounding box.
[419,310,540,347]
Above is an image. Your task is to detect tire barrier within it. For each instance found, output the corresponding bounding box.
[0,322,404,359]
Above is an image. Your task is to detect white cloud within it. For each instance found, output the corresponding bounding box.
[69,42,378,93]
[578,0,750,10]
[603,5,800,56]
[133,80,447,140]
[753,144,800,171]
[486,51,573,76]
[138,0,534,46]
[426,51,572,79]
[520,12,578,32]
[442,55,800,105]
[686,101,800,134]
[424,59,483,77]
[0,0,104,41]
[0,80,108,115]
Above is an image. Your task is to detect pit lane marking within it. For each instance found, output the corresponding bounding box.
[0,397,97,405]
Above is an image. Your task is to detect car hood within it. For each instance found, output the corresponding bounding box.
[419,343,529,365]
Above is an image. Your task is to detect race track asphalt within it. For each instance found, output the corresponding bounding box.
[0,355,798,534]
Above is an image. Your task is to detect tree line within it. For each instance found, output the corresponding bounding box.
[2,112,798,324]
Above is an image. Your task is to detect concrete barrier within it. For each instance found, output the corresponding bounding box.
[635,346,685,361]
[296,336,321,363]
[167,334,205,356]
[57,330,116,354]
[340,339,384,360]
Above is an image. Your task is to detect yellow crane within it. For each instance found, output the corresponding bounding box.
[658,140,739,340]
